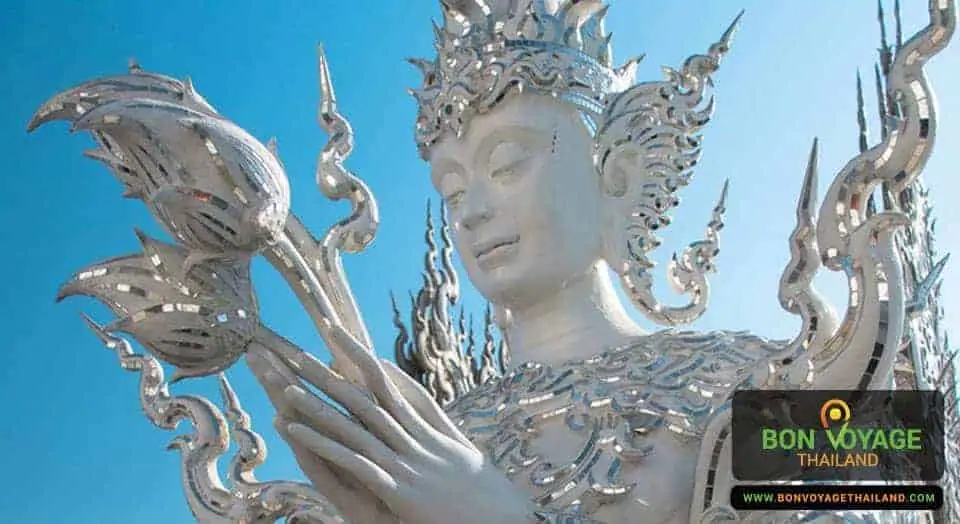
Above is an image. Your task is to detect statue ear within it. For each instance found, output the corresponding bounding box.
[598,147,637,198]
[596,146,640,271]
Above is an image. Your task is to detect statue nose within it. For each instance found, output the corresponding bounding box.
[460,189,492,230]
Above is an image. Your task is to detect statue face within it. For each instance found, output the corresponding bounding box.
[429,94,604,309]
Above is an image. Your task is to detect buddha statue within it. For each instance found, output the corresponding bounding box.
[30,0,956,523]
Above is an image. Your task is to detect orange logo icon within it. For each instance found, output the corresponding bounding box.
[819,398,851,429]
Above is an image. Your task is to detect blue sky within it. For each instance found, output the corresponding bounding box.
[0,1,957,522]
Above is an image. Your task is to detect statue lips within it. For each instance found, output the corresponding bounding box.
[472,235,520,270]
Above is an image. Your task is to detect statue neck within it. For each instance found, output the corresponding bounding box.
[500,261,645,368]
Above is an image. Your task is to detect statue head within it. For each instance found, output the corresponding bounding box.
[429,93,605,309]
[411,0,739,324]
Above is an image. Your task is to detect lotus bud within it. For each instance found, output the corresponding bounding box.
[30,70,290,256]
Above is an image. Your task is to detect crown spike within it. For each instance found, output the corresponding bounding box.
[407,58,434,78]
[432,19,446,45]
[413,1,641,155]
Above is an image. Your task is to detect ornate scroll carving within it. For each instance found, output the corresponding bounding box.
[857,2,958,521]
[391,202,509,406]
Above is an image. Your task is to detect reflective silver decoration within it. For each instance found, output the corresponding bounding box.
[29,63,290,258]
[30,0,959,522]
[391,202,508,406]
[31,47,382,521]
[410,0,634,154]
[57,231,258,381]
[691,1,957,521]
[856,1,958,520]
[80,316,344,523]
[413,0,740,326]
[445,330,782,519]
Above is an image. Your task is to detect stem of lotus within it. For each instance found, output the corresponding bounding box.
[266,230,368,386]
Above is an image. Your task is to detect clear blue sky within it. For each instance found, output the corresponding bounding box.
[1,1,957,522]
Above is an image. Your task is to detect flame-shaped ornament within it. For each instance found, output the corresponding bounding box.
[57,231,258,380]
[29,64,291,258]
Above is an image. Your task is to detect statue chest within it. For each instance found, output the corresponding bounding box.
[444,331,776,522]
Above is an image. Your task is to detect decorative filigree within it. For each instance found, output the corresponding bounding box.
[78,317,343,523]
[694,2,957,522]
[767,0,958,392]
[29,0,959,522]
[856,1,958,520]
[57,231,258,381]
[29,66,290,257]
[411,0,635,154]
[414,0,741,328]
[446,330,783,517]
[616,179,731,327]
[392,201,508,406]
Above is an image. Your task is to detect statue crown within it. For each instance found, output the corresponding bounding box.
[410,0,639,157]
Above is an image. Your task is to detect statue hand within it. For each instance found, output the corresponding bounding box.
[252,329,535,524]
[249,347,399,524]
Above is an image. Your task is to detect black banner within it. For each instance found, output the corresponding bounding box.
[731,390,945,482]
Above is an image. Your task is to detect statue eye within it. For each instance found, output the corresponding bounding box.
[445,190,465,207]
[491,156,530,180]
[488,141,531,177]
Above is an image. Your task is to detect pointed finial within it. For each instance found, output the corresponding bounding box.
[595,4,611,22]
[907,254,951,315]
[127,57,142,73]
[432,19,446,45]
[317,43,337,120]
[798,138,820,222]
[80,313,112,345]
[866,193,878,217]
[893,0,903,51]
[616,54,644,80]
[856,70,869,153]
[217,373,241,412]
[710,10,745,58]
[873,62,890,139]
[267,137,279,157]
[877,0,893,75]
[718,178,730,208]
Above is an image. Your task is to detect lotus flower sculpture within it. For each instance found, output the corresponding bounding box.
[28,51,381,521]
[57,231,258,380]
[31,52,379,383]
[29,64,291,258]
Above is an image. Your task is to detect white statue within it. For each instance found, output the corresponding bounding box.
[29,0,957,523]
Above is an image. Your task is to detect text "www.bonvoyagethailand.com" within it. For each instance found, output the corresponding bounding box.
[730,485,942,511]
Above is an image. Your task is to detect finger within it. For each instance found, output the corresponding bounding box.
[286,421,402,504]
[299,364,432,459]
[381,359,474,448]
[284,384,408,475]
[247,351,296,413]
[275,415,360,491]
[319,327,434,441]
